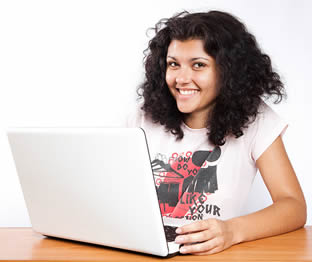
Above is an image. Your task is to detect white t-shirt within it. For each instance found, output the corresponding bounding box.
[126,102,287,222]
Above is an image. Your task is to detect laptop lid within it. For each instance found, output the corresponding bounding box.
[7,127,178,257]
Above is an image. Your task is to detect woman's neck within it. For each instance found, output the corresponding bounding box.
[183,112,209,129]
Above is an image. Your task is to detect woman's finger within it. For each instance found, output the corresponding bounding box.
[177,219,211,234]
[175,229,213,244]
[179,238,218,254]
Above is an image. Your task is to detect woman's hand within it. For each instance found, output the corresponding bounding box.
[175,218,237,255]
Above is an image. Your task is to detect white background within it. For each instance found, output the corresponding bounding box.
[0,0,311,226]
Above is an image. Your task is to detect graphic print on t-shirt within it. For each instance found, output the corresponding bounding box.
[152,146,221,221]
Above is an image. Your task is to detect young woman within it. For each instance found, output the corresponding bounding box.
[127,10,306,255]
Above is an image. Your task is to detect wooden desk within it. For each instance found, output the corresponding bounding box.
[1,227,311,261]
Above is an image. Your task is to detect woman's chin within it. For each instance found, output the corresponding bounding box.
[177,105,194,114]
[178,107,193,114]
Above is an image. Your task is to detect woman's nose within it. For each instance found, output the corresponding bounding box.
[176,67,192,84]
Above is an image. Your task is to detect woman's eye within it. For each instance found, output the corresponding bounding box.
[193,62,206,69]
[167,61,178,67]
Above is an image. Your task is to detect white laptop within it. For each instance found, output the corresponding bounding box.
[7,127,184,257]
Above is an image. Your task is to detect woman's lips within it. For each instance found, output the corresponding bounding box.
[176,88,199,99]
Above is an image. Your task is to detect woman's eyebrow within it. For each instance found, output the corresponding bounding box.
[191,57,210,61]
[167,55,210,61]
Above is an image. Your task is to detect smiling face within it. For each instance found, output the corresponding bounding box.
[166,39,219,128]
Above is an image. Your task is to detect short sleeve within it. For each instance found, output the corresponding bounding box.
[246,102,288,162]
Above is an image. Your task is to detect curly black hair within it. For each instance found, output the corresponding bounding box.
[137,10,285,146]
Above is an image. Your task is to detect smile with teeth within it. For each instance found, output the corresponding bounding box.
[178,89,199,95]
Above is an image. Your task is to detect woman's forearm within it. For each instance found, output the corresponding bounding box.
[227,197,307,245]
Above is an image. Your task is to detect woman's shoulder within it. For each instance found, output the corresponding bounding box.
[257,101,282,121]
[243,101,288,162]
[246,101,287,136]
